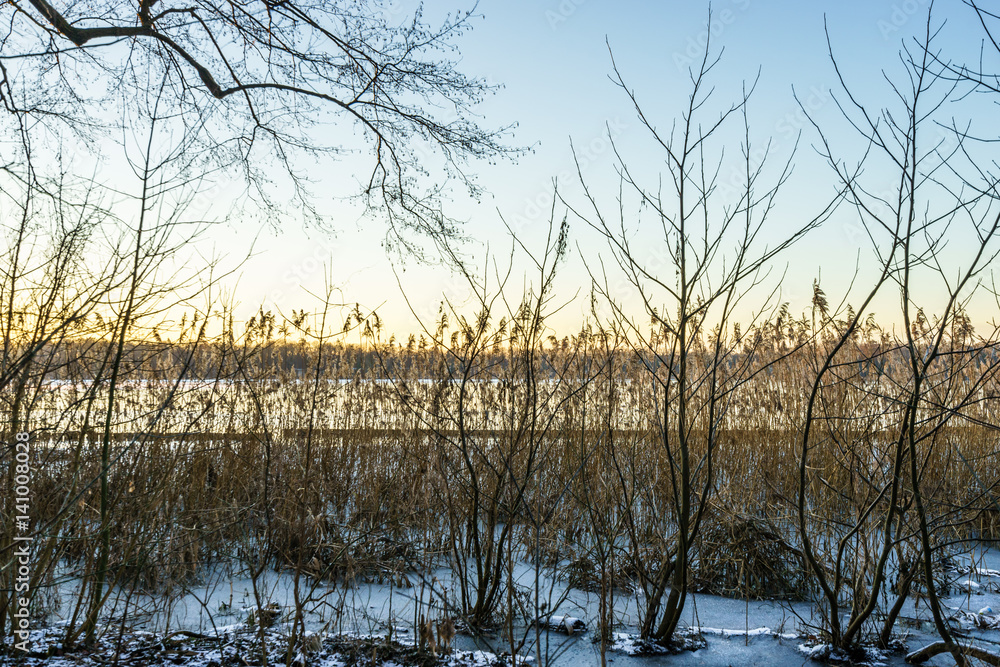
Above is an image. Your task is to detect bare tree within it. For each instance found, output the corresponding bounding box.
[932,1,1000,96]
[793,10,1000,663]
[0,134,127,641]
[0,0,517,253]
[566,31,835,644]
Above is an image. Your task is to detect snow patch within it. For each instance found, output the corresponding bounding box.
[535,615,586,635]
[796,642,889,666]
[690,625,795,639]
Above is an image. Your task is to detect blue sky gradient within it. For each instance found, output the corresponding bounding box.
[224,0,996,338]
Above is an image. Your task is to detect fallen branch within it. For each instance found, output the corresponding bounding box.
[906,641,1000,665]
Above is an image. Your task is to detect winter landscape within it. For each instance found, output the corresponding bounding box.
[2,0,1000,665]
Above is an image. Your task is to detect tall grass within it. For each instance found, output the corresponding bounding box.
[2,296,998,660]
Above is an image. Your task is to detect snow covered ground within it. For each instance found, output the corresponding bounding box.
[4,546,999,665]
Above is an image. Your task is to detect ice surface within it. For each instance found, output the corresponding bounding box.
[5,545,1000,665]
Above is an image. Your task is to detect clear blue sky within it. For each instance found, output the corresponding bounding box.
[220,0,995,338]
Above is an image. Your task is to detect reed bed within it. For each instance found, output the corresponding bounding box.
[1,309,998,660]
